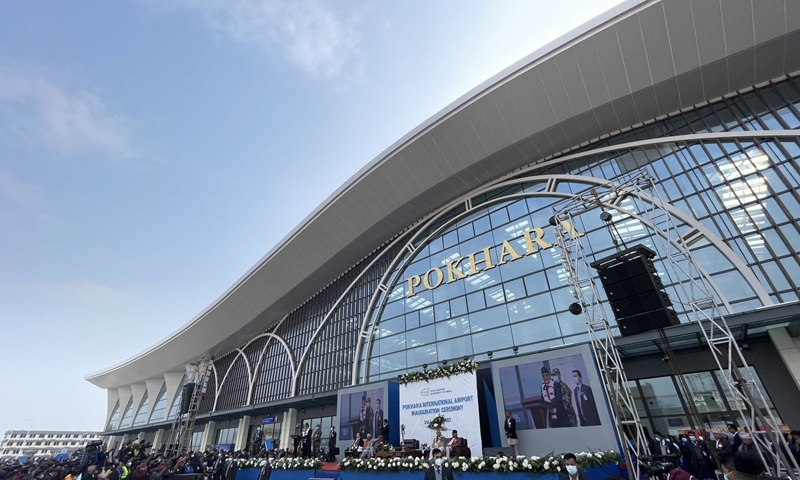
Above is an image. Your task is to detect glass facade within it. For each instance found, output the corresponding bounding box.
[215,427,238,445]
[118,398,134,430]
[107,75,800,429]
[629,366,779,438]
[106,401,120,431]
[132,392,149,427]
[167,376,187,421]
[362,77,800,382]
[148,384,168,424]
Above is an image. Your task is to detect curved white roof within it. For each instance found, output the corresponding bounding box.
[86,0,800,389]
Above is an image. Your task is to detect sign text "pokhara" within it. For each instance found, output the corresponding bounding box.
[405,220,583,298]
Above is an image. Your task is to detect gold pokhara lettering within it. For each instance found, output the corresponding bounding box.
[404,220,583,297]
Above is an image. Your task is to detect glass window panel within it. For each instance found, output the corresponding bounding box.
[714,367,775,410]
[406,324,435,348]
[378,333,406,355]
[379,316,405,338]
[557,312,586,336]
[692,245,733,274]
[681,372,725,413]
[778,257,800,287]
[523,271,548,294]
[432,278,466,304]
[469,304,510,332]
[471,326,514,354]
[449,296,467,317]
[759,197,789,224]
[434,302,450,321]
[473,215,491,235]
[435,316,471,340]
[419,306,434,326]
[510,316,560,344]
[638,377,684,416]
[405,311,420,330]
[761,260,791,291]
[407,345,438,367]
[442,230,458,248]
[489,207,510,228]
[761,228,790,256]
[503,278,526,302]
[437,336,473,359]
[463,262,503,293]
[508,199,529,221]
[382,300,404,320]
[484,284,506,305]
[498,249,544,281]
[458,223,474,242]
[378,352,406,374]
[466,291,486,312]
[507,293,556,323]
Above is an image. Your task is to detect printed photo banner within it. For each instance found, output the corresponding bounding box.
[399,371,482,454]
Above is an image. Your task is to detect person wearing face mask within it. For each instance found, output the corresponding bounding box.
[683,431,715,480]
[559,453,590,480]
[720,451,768,480]
[326,426,338,462]
[649,432,680,457]
[423,449,455,480]
[571,370,600,426]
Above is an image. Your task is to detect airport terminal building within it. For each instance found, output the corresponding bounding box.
[87,0,800,456]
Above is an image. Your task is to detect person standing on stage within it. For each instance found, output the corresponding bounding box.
[301,423,312,458]
[505,410,519,456]
[365,397,375,438]
[326,426,338,462]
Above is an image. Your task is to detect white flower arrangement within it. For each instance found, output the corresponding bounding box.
[338,450,621,473]
[396,359,478,385]
[237,457,322,470]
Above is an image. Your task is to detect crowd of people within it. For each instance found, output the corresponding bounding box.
[643,425,800,480]
[0,441,276,480]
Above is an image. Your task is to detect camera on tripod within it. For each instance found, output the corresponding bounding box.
[639,454,679,479]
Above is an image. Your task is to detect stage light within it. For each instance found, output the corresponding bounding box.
[569,302,583,315]
[548,216,558,226]
[487,351,493,359]
[512,346,519,355]
[600,211,613,222]
[442,360,448,366]
[422,364,428,370]
[463,356,469,362]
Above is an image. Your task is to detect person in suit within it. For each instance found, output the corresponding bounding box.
[256,459,271,480]
[683,431,715,479]
[572,370,600,426]
[365,397,375,438]
[712,429,733,458]
[374,398,384,435]
[649,432,680,457]
[559,453,591,480]
[504,410,519,456]
[326,426,338,462]
[301,423,312,458]
[380,419,390,445]
[424,449,455,480]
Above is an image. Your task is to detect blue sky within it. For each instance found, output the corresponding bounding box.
[0,0,623,433]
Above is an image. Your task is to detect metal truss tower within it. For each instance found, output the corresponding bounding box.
[163,356,214,457]
[549,168,798,480]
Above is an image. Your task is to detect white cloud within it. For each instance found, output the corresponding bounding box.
[168,0,360,78]
[0,64,136,158]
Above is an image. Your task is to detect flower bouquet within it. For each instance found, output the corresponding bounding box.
[427,415,446,430]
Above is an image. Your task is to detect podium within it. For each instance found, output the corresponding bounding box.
[290,435,302,457]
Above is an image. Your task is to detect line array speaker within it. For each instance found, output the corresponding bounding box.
[591,244,680,336]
